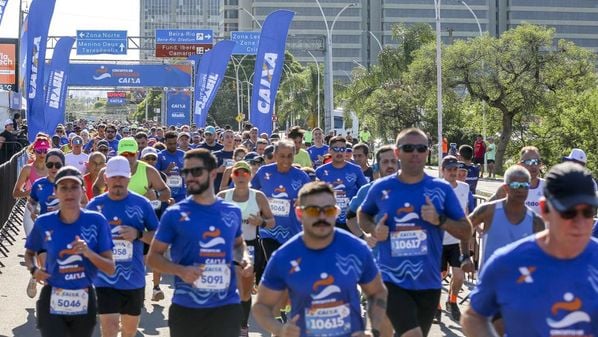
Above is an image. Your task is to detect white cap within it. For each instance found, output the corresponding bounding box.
[563,148,587,164]
[141,147,158,158]
[105,156,131,178]
[4,119,13,126]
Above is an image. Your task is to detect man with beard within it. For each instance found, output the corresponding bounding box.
[87,156,159,337]
[253,182,388,337]
[157,131,187,202]
[199,126,224,152]
[148,149,253,337]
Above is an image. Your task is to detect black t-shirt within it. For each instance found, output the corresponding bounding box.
[198,142,224,152]
[362,166,374,183]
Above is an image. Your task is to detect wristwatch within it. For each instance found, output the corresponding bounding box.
[437,214,448,227]
[30,266,38,275]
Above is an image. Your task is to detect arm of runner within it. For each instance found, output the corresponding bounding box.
[233,236,253,277]
[12,165,32,199]
[422,196,472,241]
[532,213,545,233]
[488,185,506,202]
[219,167,233,192]
[360,274,388,335]
[469,203,491,235]
[461,306,500,337]
[92,167,107,197]
[253,286,298,337]
[147,239,202,284]
[146,165,172,203]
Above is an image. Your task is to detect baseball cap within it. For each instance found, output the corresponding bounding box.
[204,126,216,135]
[141,147,158,159]
[118,137,138,155]
[442,155,460,169]
[244,152,264,165]
[563,148,587,165]
[54,166,84,186]
[178,131,190,139]
[72,136,83,145]
[105,156,132,178]
[232,161,251,173]
[4,119,12,126]
[97,140,109,149]
[264,145,275,158]
[543,162,598,212]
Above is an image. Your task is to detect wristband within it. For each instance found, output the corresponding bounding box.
[233,260,243,267]
[437,214,448,227]
[137,230,144,240]
[30,266,38,275]
[260,219,267,227]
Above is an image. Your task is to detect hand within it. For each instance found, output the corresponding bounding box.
[178,265,204,285]
[421,196,440,226]
[373,214,389,241]
[166,162,176,174]
[239,261,254,278]
[69,236,91,258]
[33,268,50,284]
[461,258,475,273]
[247,214,262,227]
[117,225,139,242]
[167,198,176,206]
[280,314,301,337]
[363,232,378,248]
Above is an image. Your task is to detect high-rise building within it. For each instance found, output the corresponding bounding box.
[139,0,220,60]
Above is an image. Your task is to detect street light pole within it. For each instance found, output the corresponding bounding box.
[307,50,321,128]
[239,7,263,29]
[315,1,356,134]
[368,31,383,51]
[434,0,443,173]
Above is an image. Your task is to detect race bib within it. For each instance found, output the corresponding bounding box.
[112,239,134,262]
[305,303,351,337]
[150,200,162,210]
[50,288,89,315]
[193,264,231,292]
[269,198,291,217]
[390,228,428,257]
[167,175,183,188]
[223,159,235,167]
[334,190,349,210]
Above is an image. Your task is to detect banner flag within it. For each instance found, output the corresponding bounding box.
[0,0,8,27]
[166,90,191,127]
[43,37,74,135]
[249,10,294,136]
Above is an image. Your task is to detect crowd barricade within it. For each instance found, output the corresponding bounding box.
[0,147,28,272]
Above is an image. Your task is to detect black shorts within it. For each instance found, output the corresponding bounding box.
[473,157,484,165]
[487,159,495,164]
[254,238,281,285]
[96,287,145,316]
[385,283,441,336]
[36,285,97,337]
[441,244,461,272]
[169,303,242,337]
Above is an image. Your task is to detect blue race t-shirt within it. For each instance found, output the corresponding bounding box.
[316,162,368,225]
[157,149,186,201]
[25,209,113,289]
[592,221,598,239]
[154,197,242,309]
[213,149,234,193]
[307,145,329,167]
[349,182,373,214]
[87,192,159,290]
[251,164,311,244]
[261,229,379,337]
[30,177,59,214]
[463,163,480,194]
[360,174,465,290]
[470,236,598,336]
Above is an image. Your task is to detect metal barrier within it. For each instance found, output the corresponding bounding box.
[0,147,29,272]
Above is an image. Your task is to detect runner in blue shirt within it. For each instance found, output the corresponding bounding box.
[253,181,388,337]
[316,135,368,236]
[157,131,186,201]
[29,149,65,218]
[87,156,159,337]
[462,162,598,337]
[358,128,472,337]
[307,127,329,168]
[24,167,115,337]
[148,149,253,337]
[250,140,311,283]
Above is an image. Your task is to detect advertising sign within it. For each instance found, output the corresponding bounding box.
[0,39,18,91]
[68,63,192,88]
[166,90,191,127]
[106,91,127,106]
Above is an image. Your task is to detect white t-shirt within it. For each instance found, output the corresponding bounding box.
[65,152,89,174]
[443,181,470,245]
[525,178,545,215]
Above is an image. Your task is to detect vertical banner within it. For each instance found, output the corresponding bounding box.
[44,37,75,135]
[0,0,8,26]
[24,0,56,142]
[250,10,294,136]
[166,90,191,127]
[192,40,236,127]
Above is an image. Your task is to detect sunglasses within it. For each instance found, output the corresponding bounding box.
[249,159,263,166]
[399,144,428,153]
[300,205,338,217]
[508,181,530,190]
[331,146,346,153]
[35,148,48,154]
[521,159,541,166]
[234,139,242,143]
[121,152,136,158]
[46,162,63,169]
[56,130,64,133]
[106,130,116,133]
[181,166,208,177]
[233,170,250,177]
[144,156,157,161]
[558,207,596,220]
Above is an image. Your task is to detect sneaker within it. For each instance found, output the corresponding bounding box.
[447,301,461,321]
[26,276,37,298]
[239,326,249,337]
[151,287,165,301]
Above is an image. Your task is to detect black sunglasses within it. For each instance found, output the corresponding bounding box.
[46,162,63,169]
[399,144,428,153]
[559,207,596,220]
[181,166,208,177]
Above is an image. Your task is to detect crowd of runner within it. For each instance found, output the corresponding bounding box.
[10,119,597,337]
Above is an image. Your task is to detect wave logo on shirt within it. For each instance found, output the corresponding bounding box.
[57,246,83,266]
[272,185,288,198]
[311,273,341,300]
[222,211,240,228]
[516,266,536,284]
[199,226,225,248]
[289,258,301,274]
[332,179,346,190]
[546,293,591,332]
[108,216,122,227]
[394,203,419,223]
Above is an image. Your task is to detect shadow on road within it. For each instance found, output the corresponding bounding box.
[139,304,167,335]
[10,308,37,337]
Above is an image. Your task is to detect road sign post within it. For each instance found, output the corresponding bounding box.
[231,32,260,55]
[155,29,214,58]
[76,30,127,55]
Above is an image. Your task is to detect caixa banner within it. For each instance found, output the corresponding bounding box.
[67,63,192,87]
[166,90,191,127]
